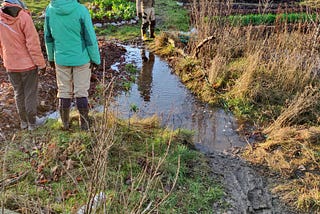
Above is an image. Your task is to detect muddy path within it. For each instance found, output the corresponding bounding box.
[209,150,300,213]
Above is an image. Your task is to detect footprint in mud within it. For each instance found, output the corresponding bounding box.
[208,151,300,214]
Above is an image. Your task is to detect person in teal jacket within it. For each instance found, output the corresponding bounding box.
[44,0,100,131]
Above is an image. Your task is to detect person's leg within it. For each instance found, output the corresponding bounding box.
[22,69,38,127]
[73,63,91,130]
[7,71,28,129]
[56,65,73,130]
[150,20,156,38]
[59,98,71,130]
[149,8,156,38]
[141,11,149,40]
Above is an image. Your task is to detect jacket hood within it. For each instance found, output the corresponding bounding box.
[3,0,27,9]
[0,3,23,24]
[49,0,79,15]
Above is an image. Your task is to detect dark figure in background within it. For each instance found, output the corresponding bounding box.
[136,0,155,41]
[138,49,154,101]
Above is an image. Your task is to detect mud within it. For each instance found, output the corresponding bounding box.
[208,151,297,214]
[209,150,300,214]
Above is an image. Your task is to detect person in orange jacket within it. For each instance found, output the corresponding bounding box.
[0,0,46,131]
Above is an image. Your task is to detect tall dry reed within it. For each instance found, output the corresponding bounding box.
[189,0,320,125]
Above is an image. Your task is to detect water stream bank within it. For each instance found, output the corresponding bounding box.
[39,44,299,213]
[109,45,299,213]
[111,45,247,153]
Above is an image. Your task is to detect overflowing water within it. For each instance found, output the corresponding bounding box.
[110,45,246,153]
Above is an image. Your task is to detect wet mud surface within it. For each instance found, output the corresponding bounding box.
[209,150,300,213]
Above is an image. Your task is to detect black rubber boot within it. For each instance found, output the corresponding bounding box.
[141,23,148,40]
[78,108,90,131]
[150,20,156,38]
[59,108,70,130]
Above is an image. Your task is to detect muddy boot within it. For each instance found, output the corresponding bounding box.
[150,20,156,38]
[59,108,70,130]
[78,108,90,131]
[59,98,71,130]
[19,111,28,130]
[141,23,148,41]
[28,116,46,131]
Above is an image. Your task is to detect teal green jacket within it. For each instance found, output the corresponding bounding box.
[44,0,100,66]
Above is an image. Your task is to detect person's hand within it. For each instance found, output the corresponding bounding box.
[89,62,99,72]
[49,61,55,69]
[38,66,46,75]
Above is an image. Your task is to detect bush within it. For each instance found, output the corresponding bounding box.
[89,0,135,21]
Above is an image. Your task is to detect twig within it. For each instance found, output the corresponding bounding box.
[0,170,30,189]
[141,201,153,214]
[192,35,215,58]
[244,136,253,152]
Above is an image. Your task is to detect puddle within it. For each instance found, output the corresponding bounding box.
[110,45,246,153]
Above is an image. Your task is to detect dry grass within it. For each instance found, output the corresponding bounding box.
[265,86,320,133]
[168,0,320,211]
[243,126,320,212]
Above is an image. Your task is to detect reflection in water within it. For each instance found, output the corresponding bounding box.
[112,45,246,153]
[137,48,154,101]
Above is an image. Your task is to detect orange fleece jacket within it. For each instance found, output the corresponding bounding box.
[0,3,46,72]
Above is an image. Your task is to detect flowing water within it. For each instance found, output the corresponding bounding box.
[111,45,246,153]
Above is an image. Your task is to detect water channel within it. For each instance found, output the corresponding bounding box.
[110,45,246,153]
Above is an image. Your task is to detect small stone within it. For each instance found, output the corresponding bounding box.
[298,165,306,171]
[94,23,103,28]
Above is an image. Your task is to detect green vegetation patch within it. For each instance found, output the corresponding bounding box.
[24,0,48,15]
[227,13,317,26]
[156,0,190,32]
[0,115,223,213]
[88,0,135,21]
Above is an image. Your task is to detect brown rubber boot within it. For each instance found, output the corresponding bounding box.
[78,108,90,131]
[150,20,156,38]
[60,108,70,130]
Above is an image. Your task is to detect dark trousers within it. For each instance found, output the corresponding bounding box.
[7,69,38,124]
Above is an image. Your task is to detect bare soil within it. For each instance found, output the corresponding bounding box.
[209,150,301,213]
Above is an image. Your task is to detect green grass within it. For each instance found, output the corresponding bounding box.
[95,0,190,39]
[228,13,317,26]
[156,0,190,32]
[96,24,141,40]
[24,0,48,15]
[0,115,224,213]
